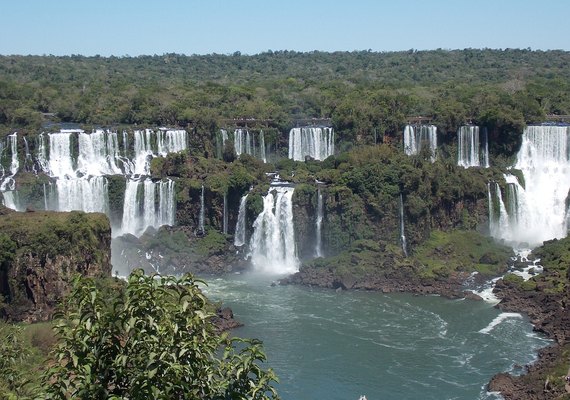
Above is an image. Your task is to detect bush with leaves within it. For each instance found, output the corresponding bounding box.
[0,323,42,399]
[43,270,280,399]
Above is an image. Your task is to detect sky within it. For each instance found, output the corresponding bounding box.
[1,0,569,56]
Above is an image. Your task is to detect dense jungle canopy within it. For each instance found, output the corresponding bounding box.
[1,49,569,150]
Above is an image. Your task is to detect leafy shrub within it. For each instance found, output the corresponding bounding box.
[43,271,280,399]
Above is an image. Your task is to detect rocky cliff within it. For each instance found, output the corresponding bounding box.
[0,208,112,322]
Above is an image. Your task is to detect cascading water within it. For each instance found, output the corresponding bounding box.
[249,185,299,274]
[156,128,187,156]
[132,129,154,175]
[259,130,266,163]
[488,182,510,240]
[77,129,122,176]
[198,184,205,235]
[234,128,251,157]
[457,126,489,168]
[223,193,228,235]
[0,133,19,194]
[217,129,229,159]
[35,128,185,237]
[120,178,175,237]
[315,188,323,257]
[288,127,335,161]
[399,193,408,257]
[56,176,109,213]
[490,125,570,247]
[403,125,437,162]
[234,194,248,247]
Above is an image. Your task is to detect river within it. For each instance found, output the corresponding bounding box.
[202,272,550,400]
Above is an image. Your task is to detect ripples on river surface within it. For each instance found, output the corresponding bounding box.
[201,273,550,400]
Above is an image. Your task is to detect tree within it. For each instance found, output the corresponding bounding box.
[43,270,280,399]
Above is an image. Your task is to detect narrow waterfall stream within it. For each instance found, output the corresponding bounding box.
[234,194,248,247]
[198,184,205,235]
[399,193,408,257]
[315,187,323,258]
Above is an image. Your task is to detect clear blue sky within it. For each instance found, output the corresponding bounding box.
[1,0,568,56]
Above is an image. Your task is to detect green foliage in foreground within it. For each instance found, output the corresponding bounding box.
[43,270,280,399]
[0,324,40,399]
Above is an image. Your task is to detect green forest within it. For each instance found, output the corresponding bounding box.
[1,49,570,399]
[1,49,569,153]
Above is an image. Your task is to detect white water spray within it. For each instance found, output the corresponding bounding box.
[403,125,437,162]
[250,185,299,274]
[234,194,248,247]
[288,127,335,161]
[490,125,570,247]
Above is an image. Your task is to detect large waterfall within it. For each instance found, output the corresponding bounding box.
[489,125,570,247]
[403,125,437,161]
[289,127,335,161]
[249,185,299,274]
[457,126,489,168]
[3,128,185,238]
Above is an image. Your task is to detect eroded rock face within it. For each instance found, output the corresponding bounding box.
[0,211,112,322]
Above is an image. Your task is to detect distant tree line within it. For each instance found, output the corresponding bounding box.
[1,49,569,156]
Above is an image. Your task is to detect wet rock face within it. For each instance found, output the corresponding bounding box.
[0,211,112,322]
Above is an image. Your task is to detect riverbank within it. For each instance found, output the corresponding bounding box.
[488,237,570,399]
[280,234,569,399]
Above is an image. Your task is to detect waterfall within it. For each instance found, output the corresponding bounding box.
[8,133,19,177]
[234,128,252,157]
[23,136,34,172]
[198,184,205,234]
[1,191,19,211]
[36,128,183,237]
[482,128,490,168]
[399,193,408,257]
[234,194,248,247]
[0,133,19,192]
[490,125,570,247]
[157,129,187,156]
[46,131,76,177]
[288,127,335,161]
[55,176,109,213]
[132,129,154,175]
[403,125,437,161]
[42,130,110,214]
[249,185,299,274]
[120,178,175,237]
[457,126,489,168]
[37,133,49,173]
[77,129,122,176]
[259,130,267,163]
[315,188,324,257]
[218,129,229,159]
[223,193,228,235]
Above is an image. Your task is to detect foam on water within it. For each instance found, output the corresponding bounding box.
[479,312,523,334]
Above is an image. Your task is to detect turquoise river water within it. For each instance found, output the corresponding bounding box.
[201,272,550,400]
